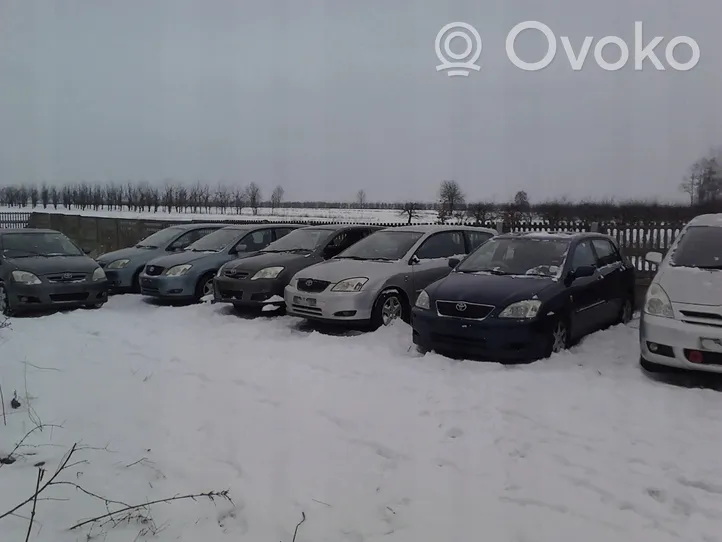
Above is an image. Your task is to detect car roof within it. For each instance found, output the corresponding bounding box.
[216,223,302,231]
[495,230,615,241]
[380,224,497,234]
[686,214,722,227]
[0,228,61,235]
[297,224,383,232]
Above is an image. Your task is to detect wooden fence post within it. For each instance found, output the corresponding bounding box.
[495,220,504,234]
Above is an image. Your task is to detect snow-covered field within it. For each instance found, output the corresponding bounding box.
[2,297,722,542]
[0,205,441,224]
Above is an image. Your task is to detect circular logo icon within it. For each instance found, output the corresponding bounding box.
[435,22,482,76]
[62,272,72,279]
[456,302,467,311]
[305,279,314,287]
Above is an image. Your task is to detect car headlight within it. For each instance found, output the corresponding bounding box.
[643,283,673,318]
[92,267,106,281]
[11,270,41,285]
[251,267,284,280]
[106,259,130,270]
[499,299,541,319]
[331,277,368,292]
[166,264,192,277]
[415,289,430,309]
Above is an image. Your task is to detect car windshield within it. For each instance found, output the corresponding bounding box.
[456,237,570,277]
[261,228,334,252]
[669,226,722,268]
[1,232,84,258]
[136,227,185,248]
[336,230,424,260]
[185,228,245,252]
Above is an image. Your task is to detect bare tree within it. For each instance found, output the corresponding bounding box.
[50,186,59,209]
[162,184,174,213]
[215,184,231,214]
[438,180,464,222]
[356,189,367,209]
[270,185,285,213]
[246,182,262,215]
[466,202,496,224]
[233,188,245,214]
[40,184,50,208]
[399,201,422,224]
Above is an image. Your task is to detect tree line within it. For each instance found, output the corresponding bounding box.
[0,179,719,225]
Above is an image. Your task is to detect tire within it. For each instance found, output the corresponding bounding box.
[545,318,569,357]
[370,291,408,330]
[131,267,143,293]
[617,296,634,325]
[195,273,216,302]
[0,283,13,317]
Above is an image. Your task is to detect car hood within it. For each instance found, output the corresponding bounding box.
[299,258,402,281]
[97,246,159,264]
[427,271,557,306]
[6,255,100,274]
[225,251,314,272]
[657,266,722,306]
[148,250,222,267]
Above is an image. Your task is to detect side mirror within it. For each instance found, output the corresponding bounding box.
[409,254,420,265]
[645,251,663,265]
[448,257,460,268]
[572,265,595,279]
[230,244,246,255]
[83,248,92,255]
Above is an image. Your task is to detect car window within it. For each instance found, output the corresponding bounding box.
[591,239,620,266]
[415,231,465,260]
[1,232,84,257]
[668,225,722,269]
[170,228,218,250]
[335,230,424,261]
[571,240,597,270]
[238,229,273,252]
[465,230,493,252]
[456,237,569,277]
[274,227,295,240]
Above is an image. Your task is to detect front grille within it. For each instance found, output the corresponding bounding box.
[436,300,494,319]
[50,292,89,302]
[297,279,330,293]
[292,304,323,315]
[145,265,164,276]
[223,269,249,279]
[218,289,243,300]
[680,310,722,328]
[680,310,722,320]
[430,332,486,347]
[46,272,87,283]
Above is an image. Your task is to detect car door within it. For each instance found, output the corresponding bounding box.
[591,238,625,324]
[566,239,605,337]
[410,231,466,295]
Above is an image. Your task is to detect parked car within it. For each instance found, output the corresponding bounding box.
[0,228,109,315]
[640,214,722,374]
[214,225,381,310]
[96,223,224,292]
[139,224,300,302]
[411,231,636,361]
[284,225,496,328]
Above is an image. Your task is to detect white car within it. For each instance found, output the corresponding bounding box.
[640,213,722,373]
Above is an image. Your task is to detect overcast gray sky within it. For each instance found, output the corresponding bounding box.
[1,0,720,203]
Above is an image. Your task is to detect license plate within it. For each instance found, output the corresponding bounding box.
[700,338,722,352]
[293,296,316,307]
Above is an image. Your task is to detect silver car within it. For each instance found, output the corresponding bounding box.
[284,225,496,328]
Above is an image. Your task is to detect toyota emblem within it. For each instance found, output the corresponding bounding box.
[456,302,467,311]
[62,273,72,279]
[305,279,313,287]
[149,267,155,272]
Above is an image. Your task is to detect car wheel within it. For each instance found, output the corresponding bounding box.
[0,284,13,317]
[370,291,407,330]
[546,319,569,356]
[195,273,215,302]
[131,268,143,293]
[617,296,634,325]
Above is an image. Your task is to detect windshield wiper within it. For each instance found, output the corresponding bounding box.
[136,244,157,249]
[458,268,510,275]
[695,265,722,270]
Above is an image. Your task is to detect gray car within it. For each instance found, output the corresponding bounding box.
[284,225,496,328]
[0,228,109,316]
[139,224,299,302]
[96,223,225,292]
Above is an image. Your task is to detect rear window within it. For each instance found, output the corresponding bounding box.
[669,226,722,269]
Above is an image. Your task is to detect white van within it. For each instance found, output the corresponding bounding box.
[640,214,722,373]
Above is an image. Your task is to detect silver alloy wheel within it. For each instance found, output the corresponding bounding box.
[551,321,567,353]
[202,278,214,297]
[621,299,633,324]
[381,296,402,326]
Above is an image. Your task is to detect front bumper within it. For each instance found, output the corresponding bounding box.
[284,284,375,322]
[411,307,550,362]
[139,273,196,299]
[640,312,722,374]
[214,276,285,306]
[103,266,138,291]
[8,280,109,312]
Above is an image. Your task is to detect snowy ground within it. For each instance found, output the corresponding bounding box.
[2,297,722,542]
[0,205,441,224]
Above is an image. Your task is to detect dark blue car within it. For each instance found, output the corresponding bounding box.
[411,232,636,362]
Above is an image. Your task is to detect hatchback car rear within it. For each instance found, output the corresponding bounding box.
[640,215,722,373]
